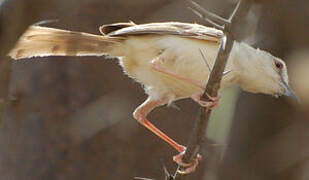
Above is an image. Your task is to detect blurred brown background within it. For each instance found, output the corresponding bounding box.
[0,0,308,180]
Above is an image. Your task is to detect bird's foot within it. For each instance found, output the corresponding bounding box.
[173,148,202,174]
[192,92,220,109]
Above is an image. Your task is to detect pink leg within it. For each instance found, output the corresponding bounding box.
[151,58,220,109]
[151,58,205,89]
[134,97,201,174]
[133,97,185,153]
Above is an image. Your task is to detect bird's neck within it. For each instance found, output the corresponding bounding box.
[227,41,262,90]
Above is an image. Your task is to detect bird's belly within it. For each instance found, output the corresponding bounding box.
[120,57,206,100]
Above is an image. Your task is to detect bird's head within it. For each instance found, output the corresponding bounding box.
[234,43,299,102]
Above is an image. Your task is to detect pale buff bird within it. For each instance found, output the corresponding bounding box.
[8,22,298,171]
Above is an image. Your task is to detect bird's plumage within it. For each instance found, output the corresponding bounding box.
[8,22,293,102]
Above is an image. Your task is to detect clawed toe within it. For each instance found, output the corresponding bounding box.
[173,151,202,174]
[197,100,218,109]
[192,92,220,109]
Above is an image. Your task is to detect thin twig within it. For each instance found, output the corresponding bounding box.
[188,7,225,30]
[171,0,252,179]
[228,0,242,22]
[187,0,230,25]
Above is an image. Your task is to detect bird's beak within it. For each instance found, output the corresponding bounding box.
[281,80,300,103]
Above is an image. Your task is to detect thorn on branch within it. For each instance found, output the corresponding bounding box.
[162,162,173,180]
[199,48,232,77]
[199,48,212,72]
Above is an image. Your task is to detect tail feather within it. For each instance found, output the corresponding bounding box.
[8,26,122,60]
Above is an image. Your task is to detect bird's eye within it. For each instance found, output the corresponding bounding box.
[274,60,283,70]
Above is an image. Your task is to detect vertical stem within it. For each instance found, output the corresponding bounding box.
[173,0,252,179]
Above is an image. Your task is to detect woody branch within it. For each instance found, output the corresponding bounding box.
[171,0,252,179]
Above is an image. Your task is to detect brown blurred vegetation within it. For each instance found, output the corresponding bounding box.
[0,0,308,180]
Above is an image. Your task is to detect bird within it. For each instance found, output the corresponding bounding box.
[8,21,298,172]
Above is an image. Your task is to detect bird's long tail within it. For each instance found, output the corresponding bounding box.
[8,26,122,60]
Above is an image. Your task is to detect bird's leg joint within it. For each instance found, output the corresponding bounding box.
[133,110,145,124]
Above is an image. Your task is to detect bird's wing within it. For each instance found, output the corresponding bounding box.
[9,26,123,60]
[100,22,223,42]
